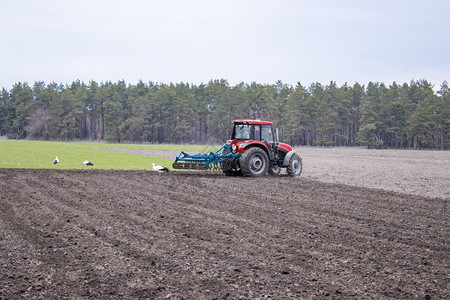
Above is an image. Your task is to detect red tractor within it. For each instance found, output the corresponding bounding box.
[173,120,302,178]
[222,120,302,177]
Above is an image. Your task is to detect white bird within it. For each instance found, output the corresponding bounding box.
[53,156,59,165]
[83,160,94,169]
[152,163,169,173]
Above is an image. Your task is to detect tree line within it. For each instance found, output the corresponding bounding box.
[0,79,448,149]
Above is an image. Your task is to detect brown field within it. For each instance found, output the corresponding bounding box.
[1,148,449,299]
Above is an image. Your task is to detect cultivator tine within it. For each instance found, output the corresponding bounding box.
[172,162,224,171]
[172,162,208,170]
[209,162,221,171]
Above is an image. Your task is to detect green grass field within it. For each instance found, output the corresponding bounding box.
[0,140,217,170]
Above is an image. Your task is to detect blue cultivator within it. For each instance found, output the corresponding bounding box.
[173,144,241,170]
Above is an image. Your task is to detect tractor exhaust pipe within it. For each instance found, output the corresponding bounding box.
[275,128,279,145]
[274,128,280,154]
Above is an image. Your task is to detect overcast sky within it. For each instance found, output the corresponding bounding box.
[1,0,449,90]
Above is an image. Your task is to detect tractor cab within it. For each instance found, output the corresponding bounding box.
[230,120,275,152]
[232,120,274,143]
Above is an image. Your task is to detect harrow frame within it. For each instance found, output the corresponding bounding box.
[173,143,241,170]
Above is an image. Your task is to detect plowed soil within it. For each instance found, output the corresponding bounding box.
[1,148,449,299]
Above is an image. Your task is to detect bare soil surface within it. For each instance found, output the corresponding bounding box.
[296,147,450,199]
[98,147,450,199]
[1,167,449,299]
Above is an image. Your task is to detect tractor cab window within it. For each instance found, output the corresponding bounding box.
[254,125,261,140]
[233,124,251,140]
[261,125,274,142]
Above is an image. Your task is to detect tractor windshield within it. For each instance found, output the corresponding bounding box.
[232,124,252,140]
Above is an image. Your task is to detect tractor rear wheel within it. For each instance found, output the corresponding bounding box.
[286,153,302,177]
[240,147,269,177]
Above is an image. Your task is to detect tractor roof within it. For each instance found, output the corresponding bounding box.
[233,120,273,125]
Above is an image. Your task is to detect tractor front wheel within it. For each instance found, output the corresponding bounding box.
[240,147,269,177]
[268,164,281,176]
[286,153,302,177]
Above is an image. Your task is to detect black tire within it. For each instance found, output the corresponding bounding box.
[240,147,269,177]
[286,153,302,177]
[222,158,242,176]
[268,164,281,176]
